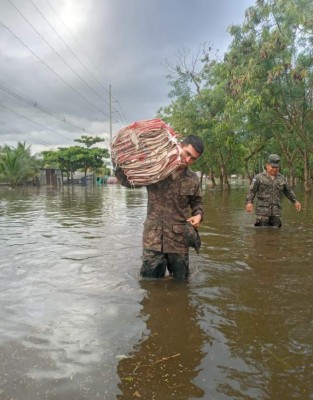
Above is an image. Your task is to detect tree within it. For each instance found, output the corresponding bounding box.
[0,142,39,188]
[74,135,104,148]
[157,2,313,190]
[42,145,110,182]
[73,134,110,177]
[226,0,313,189]
[159,44,245,188]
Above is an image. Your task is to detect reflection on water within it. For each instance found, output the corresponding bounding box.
[0,184,312,399]
[117,279,205,399]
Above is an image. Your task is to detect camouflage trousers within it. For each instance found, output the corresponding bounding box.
[254,215,282,227]
[140,249,189,280]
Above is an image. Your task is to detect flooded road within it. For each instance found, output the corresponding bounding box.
[0,183,312,399]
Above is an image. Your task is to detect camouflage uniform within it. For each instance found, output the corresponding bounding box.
[115,166,203,278]
[142,168,203,278]
[246,171,298,227]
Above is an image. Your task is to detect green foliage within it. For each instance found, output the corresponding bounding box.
[42,136,110,178]
[74,135,104,148]
[160,0,313,189]
[0,142,40,188]
[225,0,313,187]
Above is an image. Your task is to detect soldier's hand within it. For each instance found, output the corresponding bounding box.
[246,203,254,213]
[187,215,201,228]
[295,201,301,211]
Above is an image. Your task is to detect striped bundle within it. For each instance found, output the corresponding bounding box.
[111,119,182,186]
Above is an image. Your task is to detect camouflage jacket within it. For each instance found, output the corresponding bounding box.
[143,168,203,253]
[246,171,297,217]
[115,166,203,253]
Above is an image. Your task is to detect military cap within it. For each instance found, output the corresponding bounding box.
[184,222,201,254]
[268,154,280,167]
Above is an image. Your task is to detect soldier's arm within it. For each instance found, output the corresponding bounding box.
[283,182,297,203]
[245,177,259,212]
[283,183,301,211]
[115,167,143,189]
[189,180,204,223]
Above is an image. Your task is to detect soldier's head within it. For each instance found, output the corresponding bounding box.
[180,135,204,166]
[266,154,280,176]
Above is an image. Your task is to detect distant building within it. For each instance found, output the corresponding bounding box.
[71,172,95,185]
[40,168,63,185]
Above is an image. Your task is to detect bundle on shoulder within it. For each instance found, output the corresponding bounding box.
[111,118,182,186]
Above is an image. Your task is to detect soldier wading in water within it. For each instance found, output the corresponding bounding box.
[245,154,301,227]
[116,135,204,280]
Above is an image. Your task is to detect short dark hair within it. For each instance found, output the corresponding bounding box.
[181,135,204,155]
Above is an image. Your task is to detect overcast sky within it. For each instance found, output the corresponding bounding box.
[0,0,256,154]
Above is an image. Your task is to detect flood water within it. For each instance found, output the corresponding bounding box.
[0,182,312,400]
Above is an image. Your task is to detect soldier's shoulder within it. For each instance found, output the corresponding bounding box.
[252,172,263,182]
[186,169,200,180]
[277,173,287,182]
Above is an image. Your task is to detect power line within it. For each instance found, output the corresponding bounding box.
[0,102,72,141]
[114,100,128,126]
[6,0,112,114]
[2,0,127,140]
[0,120,52,146]
[0,19,110,119]
[45,0,126,118]
[0,80,86,132]
[27,0,120,112]
[45,0,110,94]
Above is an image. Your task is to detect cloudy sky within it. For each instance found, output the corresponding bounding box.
[0,0,255,154]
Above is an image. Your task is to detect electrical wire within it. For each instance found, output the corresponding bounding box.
[0,19,110,118]
[27,0,119,112]
[1,0,130,145]
[45,0,127,121]
[0,80,86,132]
[6,0,111,113]
[0,120,52,146]
[0,102,73,141]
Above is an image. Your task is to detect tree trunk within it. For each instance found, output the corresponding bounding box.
[244,161,252,183]
[303,149,312,192]
[221,164,231,189]
[209,168,216,187]
[289,170,296,187]
[200,171,204,187]
[219,172,223,187]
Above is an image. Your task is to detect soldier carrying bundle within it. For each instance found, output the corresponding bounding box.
[111,118,205,280]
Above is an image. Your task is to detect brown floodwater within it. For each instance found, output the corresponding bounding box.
[0,181,312,400]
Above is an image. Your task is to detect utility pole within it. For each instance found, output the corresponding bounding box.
[109,84,113,143]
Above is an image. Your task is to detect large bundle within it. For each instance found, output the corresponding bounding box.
[111,119,182,186]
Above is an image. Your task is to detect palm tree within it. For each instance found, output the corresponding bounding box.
[0,142,40,188]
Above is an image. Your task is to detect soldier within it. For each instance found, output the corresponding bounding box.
[245,154,301,227]
[116,135,204,279]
